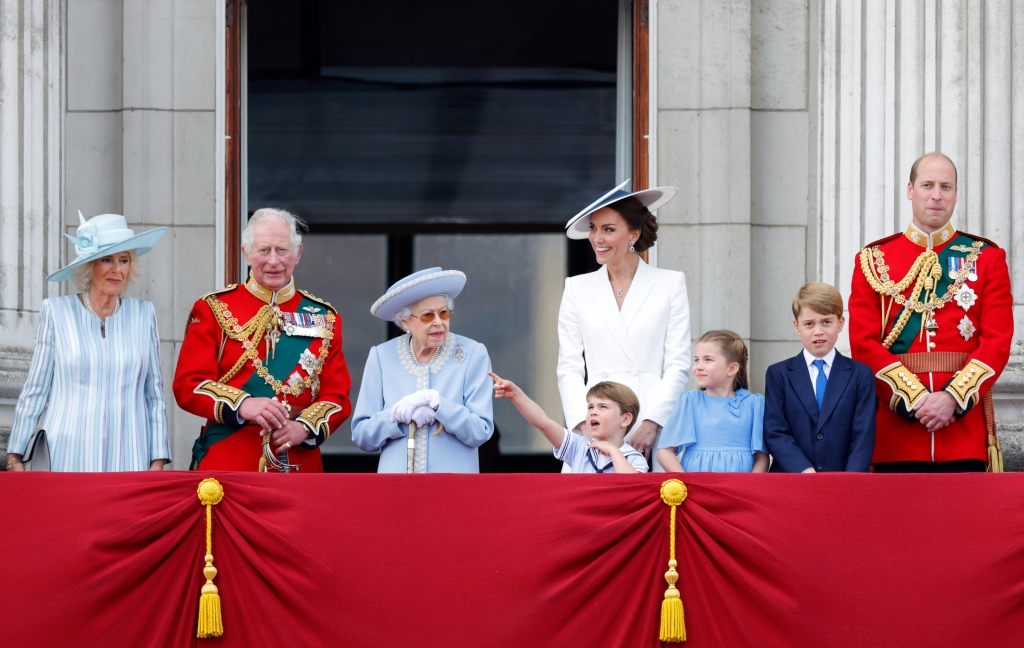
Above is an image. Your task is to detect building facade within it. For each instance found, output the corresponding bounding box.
[1,0,1021,468]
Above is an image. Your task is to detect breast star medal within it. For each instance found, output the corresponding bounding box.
[954,285,977,312]
[958,315,976,341]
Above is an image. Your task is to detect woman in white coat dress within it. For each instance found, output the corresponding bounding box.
[557,180,691,471]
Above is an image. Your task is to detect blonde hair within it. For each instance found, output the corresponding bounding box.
[696,330,749,392]
[586,381,641,433]
[791,282,844,319]
[73,249,143,292]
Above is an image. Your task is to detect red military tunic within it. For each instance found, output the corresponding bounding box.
[174,275,352,471]
[849,221,1013,465]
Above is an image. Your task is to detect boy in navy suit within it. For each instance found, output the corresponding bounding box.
[764,283,876,472]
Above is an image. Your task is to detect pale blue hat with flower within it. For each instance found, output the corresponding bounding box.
[46,211,167,282]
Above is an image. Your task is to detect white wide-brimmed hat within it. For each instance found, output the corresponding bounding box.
[370,267,467,322]
[564,178,678,240]
[46,211,167,283]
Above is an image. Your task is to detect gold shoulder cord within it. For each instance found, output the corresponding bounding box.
[204,294,335,398]
[205,296,275,384]
[858,241,984,348]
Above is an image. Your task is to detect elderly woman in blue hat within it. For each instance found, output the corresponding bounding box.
[352,268,494,473]
[5,212,170,472]
[557,179,691,471]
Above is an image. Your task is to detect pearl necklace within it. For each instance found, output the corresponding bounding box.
[398,333,455,391]
[410,335,444,366]
[83,291,121,333]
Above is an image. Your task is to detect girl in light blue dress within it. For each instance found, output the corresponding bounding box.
[656,330,768,473]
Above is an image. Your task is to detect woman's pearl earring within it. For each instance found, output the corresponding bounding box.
[629,240,635,252]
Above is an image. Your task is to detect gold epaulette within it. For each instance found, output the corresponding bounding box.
[861,232,902,250]
[298,289,337,314]
[953,232,998,249]
[200,284,238,301]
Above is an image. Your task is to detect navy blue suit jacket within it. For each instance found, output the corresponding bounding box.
[764,350,876,472]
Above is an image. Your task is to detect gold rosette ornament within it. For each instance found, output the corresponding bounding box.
[196,478,225,638]
[659,479,688,642]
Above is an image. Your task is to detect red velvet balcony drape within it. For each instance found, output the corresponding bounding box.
[3,472,1023,647]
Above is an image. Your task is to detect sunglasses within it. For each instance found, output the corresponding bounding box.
[413,309,452,323]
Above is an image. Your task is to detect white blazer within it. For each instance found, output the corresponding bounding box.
[557,259,691,435]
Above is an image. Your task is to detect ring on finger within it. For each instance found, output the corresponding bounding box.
[283,442,291,450]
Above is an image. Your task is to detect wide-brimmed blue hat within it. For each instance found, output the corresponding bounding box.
[565,178,678,240]
[47,211,167,282]
[370,267,467,322]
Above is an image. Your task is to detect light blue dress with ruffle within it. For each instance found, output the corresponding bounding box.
[658,388,765,473]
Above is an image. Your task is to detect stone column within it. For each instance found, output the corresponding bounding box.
[815,0,1024,467]
[0,0,64,450]
[655,0,753,384]
[654,0,811,393]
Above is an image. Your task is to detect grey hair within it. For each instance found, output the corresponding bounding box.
[393,295,455,330]
[242,208,307,254]
[73,250,143,292]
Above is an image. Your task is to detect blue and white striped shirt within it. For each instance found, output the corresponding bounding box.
[8,295,171,471]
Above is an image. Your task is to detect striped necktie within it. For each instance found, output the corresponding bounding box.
[813,358,827,411]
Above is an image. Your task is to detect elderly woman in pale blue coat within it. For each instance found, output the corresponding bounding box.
[352,268,494,473]
[6,212,170,472]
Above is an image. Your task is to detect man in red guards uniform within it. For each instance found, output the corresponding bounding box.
[174,208,351,472]
[849,153,1013,472]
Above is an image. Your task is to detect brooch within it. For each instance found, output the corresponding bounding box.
[453,342,466,363]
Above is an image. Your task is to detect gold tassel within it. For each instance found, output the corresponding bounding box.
[197,478,225,639]
[988,434,1004,473]
[659,479,688,643]
[982,393,1002,473]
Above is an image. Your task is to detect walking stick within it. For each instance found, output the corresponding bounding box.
[406,422,417,474]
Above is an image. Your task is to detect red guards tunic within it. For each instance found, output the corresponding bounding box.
[173,276,352,471]
[849,221,1013,464]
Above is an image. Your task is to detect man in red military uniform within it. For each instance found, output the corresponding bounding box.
[174,208,351,472]
[849,153,1014,472]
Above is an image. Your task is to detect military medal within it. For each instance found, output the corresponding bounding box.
[947,257,966,280]
[281,312,329,337]
[958,315,976,341]
[300,348,318,374]
[954,285,977,312]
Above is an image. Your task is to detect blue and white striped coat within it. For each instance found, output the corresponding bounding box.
[8,295,171,471]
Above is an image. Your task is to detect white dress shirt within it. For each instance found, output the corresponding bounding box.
[802,347,836,398]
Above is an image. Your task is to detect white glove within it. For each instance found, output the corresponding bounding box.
[410,405,437,428]
[420,389,440,410]
[390,389,440,424]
